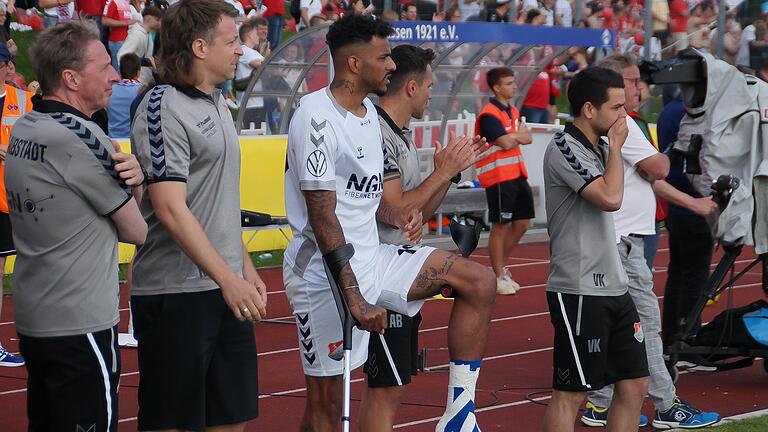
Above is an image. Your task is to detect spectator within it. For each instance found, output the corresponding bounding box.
[669,0,690,53]
[651,0,670,46]
[263,0,285,49]
[541,0,557,26]
[118,5,162,86]
[381,8,399,21]
[253,17,271,57]
[738,19,761,67]
[710,18,741,65]
[76,0,108,45]
[687,2,715,50]
[236,18,266,128]
[5,60,26,90]
[129,0,145,27]
[103,0,138,70]
[402,3,418,21]
[346,0,368,15]
[107,53,141,137]
[309,12,328,26]
[39,0,75,27]
[325,0,344,16]
[299,0,327,30]
[0,4,15,55]
[446,4,462,21]
[525,8,547,25]
[480,0,512,22]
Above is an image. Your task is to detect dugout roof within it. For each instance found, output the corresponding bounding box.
[235,21,614,134]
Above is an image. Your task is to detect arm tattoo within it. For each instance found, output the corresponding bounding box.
[376,200,402,228]
[304,189,360,298]
[413,254,458,294]
[330,79,355,96]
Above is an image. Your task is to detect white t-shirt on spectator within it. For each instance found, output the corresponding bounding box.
[298,0,323,30]
[738,24,755,67]
[236,45,265,109]
[612,116,658,243]
[555,0,572,27]
[522,0,538,10]
[458,0,484,20]
[43,3,75,20]
[543,8,554,26]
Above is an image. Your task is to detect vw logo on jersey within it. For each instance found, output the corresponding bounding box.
[306,150,328,177]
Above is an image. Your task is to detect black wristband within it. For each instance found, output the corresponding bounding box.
[450,173,462,184]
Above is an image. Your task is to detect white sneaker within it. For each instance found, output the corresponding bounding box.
[496,269,518,295]
[118,333,138,348]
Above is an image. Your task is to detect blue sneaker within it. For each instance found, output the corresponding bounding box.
[581,401,649,427]
[653,397,720,429]
[0,347,24,367]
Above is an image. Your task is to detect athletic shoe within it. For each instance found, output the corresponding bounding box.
[580,401,649,427]
[0,347,24,367]
[496,269,519,296]
[652,397,720,429]
[676,355,718,372]
[118,333,138,348]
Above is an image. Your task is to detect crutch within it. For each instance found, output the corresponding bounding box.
[322,244,357,432]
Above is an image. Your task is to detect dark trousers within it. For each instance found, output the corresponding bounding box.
[662,214,714,345]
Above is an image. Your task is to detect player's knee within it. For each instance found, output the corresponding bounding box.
[306,376,343,421]
[464,262,496,307]
[617,377,649,399]
[368,386,406,409]
[552,389,587,407]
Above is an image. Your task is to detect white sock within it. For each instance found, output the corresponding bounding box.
[435,360,482,432]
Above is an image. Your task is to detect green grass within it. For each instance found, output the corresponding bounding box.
[10,29,37,83]
[701,414,768,431]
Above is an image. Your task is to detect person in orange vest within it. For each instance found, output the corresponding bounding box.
[0,42,32,367]
[475,67,534,295]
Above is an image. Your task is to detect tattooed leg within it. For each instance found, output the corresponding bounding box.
[407,250,496,360]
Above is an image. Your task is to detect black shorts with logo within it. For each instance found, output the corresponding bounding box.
[0,212,15,257]
[365,310,421,387]
[20,326,120,432]
[547,291,649,392]
[485,177,535,223]
[131,289,259,430]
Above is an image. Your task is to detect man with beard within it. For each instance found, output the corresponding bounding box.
[542,67,649,432]
[283,14,496,432]
[130,0,266,430]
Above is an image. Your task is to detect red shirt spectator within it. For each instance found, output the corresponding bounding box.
[103,0,132,42]
[670,0,689,33]
[523,70,550,110]
[76,0,106,17]
[263,0,286,17]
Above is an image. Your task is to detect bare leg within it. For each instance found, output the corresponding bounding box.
[606,378,648,432]
[543,390,586,432]
[488,222,509,278]
[359,386,407,432]
[299,375,343,432]
[408,251,496,360]
[207,423,248,432]
[0,256,5,332]
[504,219,529,258]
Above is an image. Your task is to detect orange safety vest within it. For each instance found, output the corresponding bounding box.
[0,84,34,213]
[474,101,528,188]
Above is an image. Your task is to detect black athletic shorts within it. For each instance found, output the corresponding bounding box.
[0,212,15,257]
[131,289,259,430]
[547,291,649,392]
[365,310,421,387]
[485,177,535,223]
[20,326,120,432]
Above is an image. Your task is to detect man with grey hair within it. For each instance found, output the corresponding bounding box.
[580,53,720,430]
[6,20,147,431]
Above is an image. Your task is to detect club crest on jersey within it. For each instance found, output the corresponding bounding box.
[306,150,327,177]
[633,322,644,343]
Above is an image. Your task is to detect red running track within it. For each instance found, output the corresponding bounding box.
[0,236,766,431]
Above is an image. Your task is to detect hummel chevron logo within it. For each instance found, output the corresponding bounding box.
[311,118,326,132]
[302,340,313,351]
[300,327,311,339]
[297,314,310,326]
[310,133,324,147]
[49,113,131,195]
[147,85,169,178]
[304,353,316,365]
[555,133,592,182]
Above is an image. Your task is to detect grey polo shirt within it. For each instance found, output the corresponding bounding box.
[5,98,132,337]
[543,123,628,296]
[131,85,243,295]
[376,105,422,245]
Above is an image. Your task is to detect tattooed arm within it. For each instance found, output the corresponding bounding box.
[376,199,423,244]
[304,190,388,333]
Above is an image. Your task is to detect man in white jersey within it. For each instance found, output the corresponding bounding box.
[284,14,497,432]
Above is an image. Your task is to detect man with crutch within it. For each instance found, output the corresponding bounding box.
[283,13,496,432]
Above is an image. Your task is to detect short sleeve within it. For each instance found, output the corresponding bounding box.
[288,111,338,191]
[300,0,311,9]
[104,0,117,18]
[382,134,400,182]
[131,86,190,183]
[478,114,508,142]
[620,117,658,167]
[61,125,132,216]
[548,134,604,194]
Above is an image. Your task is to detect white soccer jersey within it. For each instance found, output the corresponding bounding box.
[284,88,384,301]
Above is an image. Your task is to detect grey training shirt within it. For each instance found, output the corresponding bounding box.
[543,123,628,296]
[376,105,422,245]
[5,99,132,337]
[131,85,243,295]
